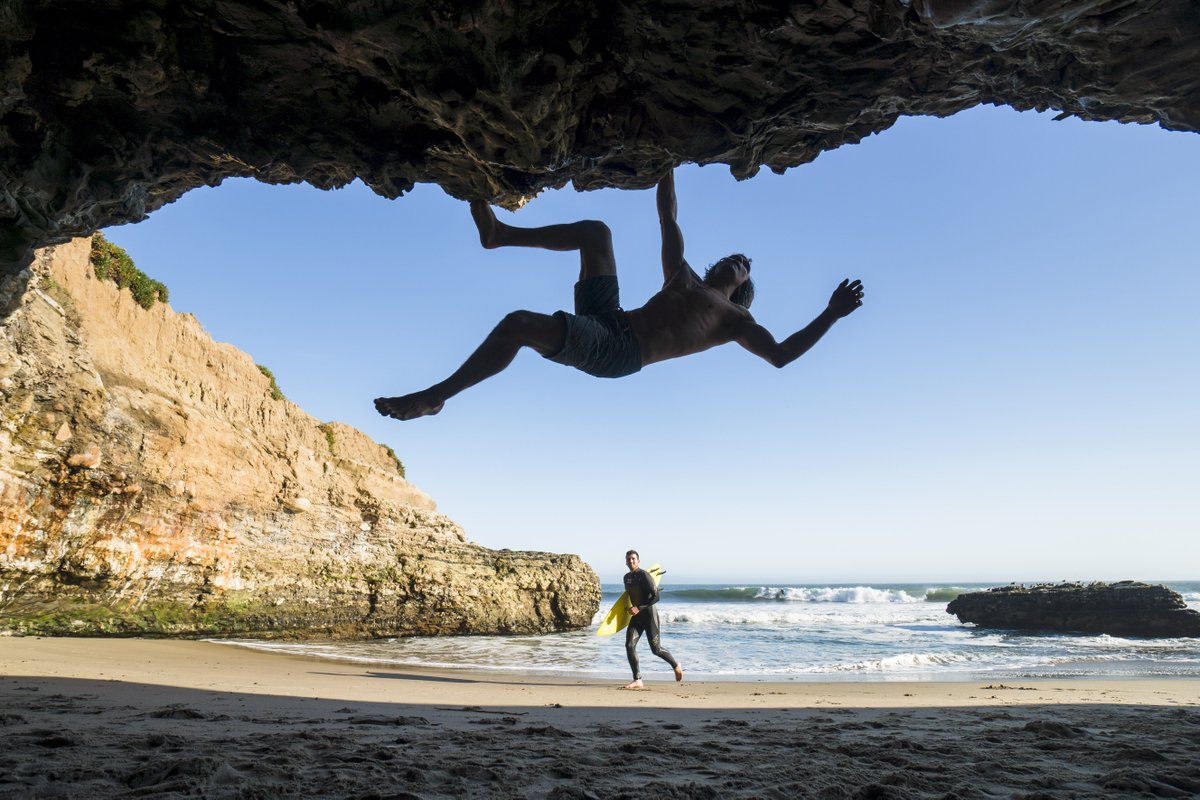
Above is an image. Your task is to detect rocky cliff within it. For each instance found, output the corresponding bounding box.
[3,1,1200,270]
[0,238,600,637]
[947,581,1200,637]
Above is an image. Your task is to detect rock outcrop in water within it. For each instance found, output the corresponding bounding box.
[0,238,600,636]
[946,582,1200,637]
[3,1,1200,271]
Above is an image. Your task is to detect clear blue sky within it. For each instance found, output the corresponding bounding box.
[103,105,1199,584]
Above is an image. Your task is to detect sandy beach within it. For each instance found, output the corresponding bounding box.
[2,638,1198,798]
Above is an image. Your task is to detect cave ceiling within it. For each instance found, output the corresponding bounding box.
[2,0,1198,272]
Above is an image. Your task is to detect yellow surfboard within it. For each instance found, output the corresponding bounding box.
[595,564,665,636]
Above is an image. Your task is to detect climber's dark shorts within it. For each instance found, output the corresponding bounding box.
[545,275,642,379]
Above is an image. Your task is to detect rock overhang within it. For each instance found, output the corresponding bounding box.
[2,0,1198,272]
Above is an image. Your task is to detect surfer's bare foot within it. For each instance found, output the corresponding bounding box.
[374,391,445,421]
[470,200,501,249]
[621,679,643,690]
[674,664,683,682]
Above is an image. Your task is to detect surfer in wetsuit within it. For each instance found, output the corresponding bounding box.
[622,549,682,689]
[374,168,865,420]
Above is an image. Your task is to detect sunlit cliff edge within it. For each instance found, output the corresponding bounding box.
[0,239,599,637]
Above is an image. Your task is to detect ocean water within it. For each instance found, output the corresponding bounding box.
[214,581,1200,682]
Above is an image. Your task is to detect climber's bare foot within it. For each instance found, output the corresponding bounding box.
[621,679,643,690]
[674,664,683,682]
[374,391,445,421]
[470,200,501,249]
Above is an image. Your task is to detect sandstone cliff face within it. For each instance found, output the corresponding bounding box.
[947,582,1200,638]
[3,1,1200,269]
[0,239,600,636]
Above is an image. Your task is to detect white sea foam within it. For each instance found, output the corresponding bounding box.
[750,586,925,603]
[213,581,1200,681]
[655,608,938,627]
[823,651,978,672]
[595,599,944,628]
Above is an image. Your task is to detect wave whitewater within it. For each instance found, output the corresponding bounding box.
[825,651,979,672]
[666,585,974,603]
[218,580,1200,682]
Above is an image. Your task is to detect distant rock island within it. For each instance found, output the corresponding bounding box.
[947,582,1200,638]
[0,239,600,637]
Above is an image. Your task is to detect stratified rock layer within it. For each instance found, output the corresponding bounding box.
[947,582,1200,638]
[0,239,600,636]
[3,1,1200,269]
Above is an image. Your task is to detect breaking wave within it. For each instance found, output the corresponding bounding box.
[661,585,982,604]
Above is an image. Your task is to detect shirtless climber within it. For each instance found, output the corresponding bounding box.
[374,169,864,420]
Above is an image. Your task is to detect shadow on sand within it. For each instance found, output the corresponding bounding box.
[2,674,1198,798]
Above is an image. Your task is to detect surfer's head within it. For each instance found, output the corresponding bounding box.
[625,550,640,570]
[703,254,754,308]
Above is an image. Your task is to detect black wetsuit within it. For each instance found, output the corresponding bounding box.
[623,568,678,680]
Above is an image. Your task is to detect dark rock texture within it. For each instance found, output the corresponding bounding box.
[947,581,1200,637]
[3,1,1200,271]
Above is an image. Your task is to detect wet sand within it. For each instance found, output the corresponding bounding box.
[2,637,1198,798]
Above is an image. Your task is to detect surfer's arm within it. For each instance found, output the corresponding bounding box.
[637,572,660,609]
[627,573,659,615]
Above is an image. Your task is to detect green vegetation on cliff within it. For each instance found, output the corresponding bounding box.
[319,423,337,455]
[256,364,285,400]
[89,232,168,309]
[383,445,406,478]
[320,423,406,478]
